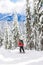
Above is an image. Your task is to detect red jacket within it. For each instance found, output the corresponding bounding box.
[18,41,24,47]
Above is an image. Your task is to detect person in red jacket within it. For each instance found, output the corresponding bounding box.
[18,39,25,53]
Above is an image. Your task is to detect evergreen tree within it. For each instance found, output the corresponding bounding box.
[4,22,12,49]
[33,0,43,50]
[0,23,4,47]
[12,14,19,49]
[4,22,9,49]
[26,0,32,49]
[0,32,3,47]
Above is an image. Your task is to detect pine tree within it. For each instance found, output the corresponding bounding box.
[4,22,9,49]
[33,0,43,50]
[4,22,12,49]
[39,0,43,50]
[0,32,3,47]
[12,14,19,49]
[0,23,4,47]
[26,0,32,49]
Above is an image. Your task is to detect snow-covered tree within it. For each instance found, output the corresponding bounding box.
[4,22,12,49]
[33,0,43,50]
[0,22,4,47]
[0,31,3,47]
[4,22,9,49]
[26,0,32,49]
[12,14,19,49]
[25,0,43,50]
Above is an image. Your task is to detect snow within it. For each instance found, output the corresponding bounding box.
[0,47,43,65]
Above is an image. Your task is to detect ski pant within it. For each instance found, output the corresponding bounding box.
[20,46,25,53]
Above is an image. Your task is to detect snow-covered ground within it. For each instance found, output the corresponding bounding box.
[0,47,43,65]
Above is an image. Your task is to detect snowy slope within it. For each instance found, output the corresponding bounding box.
[0,47,43,65]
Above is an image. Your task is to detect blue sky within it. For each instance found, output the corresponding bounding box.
[11,0,18,2]
[10,0,21,2]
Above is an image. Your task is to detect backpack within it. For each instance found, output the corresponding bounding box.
[20,40,24,44]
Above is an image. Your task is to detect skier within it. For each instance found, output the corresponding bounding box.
[18,39,25,53]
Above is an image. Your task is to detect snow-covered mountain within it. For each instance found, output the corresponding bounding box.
[0,13,26,22]
[0,13,14,21]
